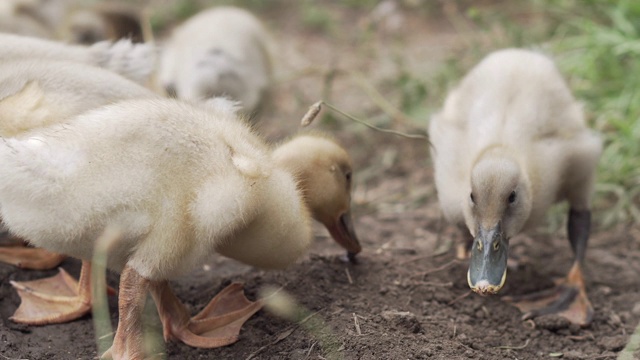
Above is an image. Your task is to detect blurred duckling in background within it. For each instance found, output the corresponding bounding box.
[0,97,360,358]
[429,48,602,326]
[0,0,143,45]
[0,0,68,39]
[62,2,144,45]
[158,6,273,117]
[0,33,156,86]
[0,59,157,324]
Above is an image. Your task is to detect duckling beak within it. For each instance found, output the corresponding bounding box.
[325,210,362,261]
[467,222,508,296]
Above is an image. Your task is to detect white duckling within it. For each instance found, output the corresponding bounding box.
[158,6,273,116]
[0,58,158,324]
[0,33,156,85]
[429,48,602,326]
[0,98,361,358]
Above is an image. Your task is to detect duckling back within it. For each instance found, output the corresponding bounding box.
[158,6,272,114]
[0,59,157,136]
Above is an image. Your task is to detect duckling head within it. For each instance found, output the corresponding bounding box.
[273,134,362,261]
[464,155,532,295]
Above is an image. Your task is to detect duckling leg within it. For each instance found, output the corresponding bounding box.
[0,238,66,270]
[150,281,263,348]
[103,265,150,360]
[455,225,474,260]
[503,209,593,326]
[10,260,95,324]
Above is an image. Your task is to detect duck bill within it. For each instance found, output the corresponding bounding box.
[326,211,362,257]
[467,223,508,296]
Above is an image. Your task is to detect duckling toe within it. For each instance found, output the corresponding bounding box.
[0,244,66,270]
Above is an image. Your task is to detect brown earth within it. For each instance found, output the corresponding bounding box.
[1,2,639,360]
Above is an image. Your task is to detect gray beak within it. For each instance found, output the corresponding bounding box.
[467,222,508,295]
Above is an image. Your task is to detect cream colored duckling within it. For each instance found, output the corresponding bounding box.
[0,34,157,270]
[0,33,156,85]
[0,98,360,358]
[429,48,602,325]
[158,6,272,115]
[0,58,157,324]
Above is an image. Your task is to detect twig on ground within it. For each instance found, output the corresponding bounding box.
[447,290,473,305]
[411,259,459,279]
[245,328,296,360]
[353,313,362,336]
[398,253,447,266]
[345,268,353,285]
[305,341,318,360]
[495,339,531,350]
[0,354,28,360]
[415,281,453,288]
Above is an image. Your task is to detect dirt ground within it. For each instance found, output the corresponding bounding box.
[1,2,639,360]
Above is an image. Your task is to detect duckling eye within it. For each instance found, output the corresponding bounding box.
[508,191,516,204]
[470,193,475,204]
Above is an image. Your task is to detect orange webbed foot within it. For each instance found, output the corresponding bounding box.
[10,261,113,325]
[153,282,263,348]
[503,263,593,326]
[0,241,66,270]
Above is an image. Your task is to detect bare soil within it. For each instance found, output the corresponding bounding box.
[1,2,639,360]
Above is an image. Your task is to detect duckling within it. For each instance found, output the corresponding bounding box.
[0,0,67,39]
[158,6,273,116]
[0,98,361,357]
[0,59,158,324]
[429,48,602,325]
[63,2,143,45]
[0,33,156,86]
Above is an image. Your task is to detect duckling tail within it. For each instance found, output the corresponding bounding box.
[89,39,157,85]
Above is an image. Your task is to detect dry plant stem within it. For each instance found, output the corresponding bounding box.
[352,313,362,336]
[276,65,418,129]
[447,290,473,306]
[344,268,353,285]
[92,227,122,356]
[410,259,459,279]
[301,100,430,142]
[495,339,531,350]
[348,71,416,128]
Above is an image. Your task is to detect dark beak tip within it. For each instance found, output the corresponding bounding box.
[339,251,360,264]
